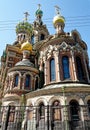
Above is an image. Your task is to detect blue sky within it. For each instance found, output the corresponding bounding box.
[0,0,90,62]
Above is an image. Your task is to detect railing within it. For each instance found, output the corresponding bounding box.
[0,105,90,130]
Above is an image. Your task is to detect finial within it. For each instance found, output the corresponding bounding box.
[24,12,30,21]
[54,5,61,15]
[38,4,41,9]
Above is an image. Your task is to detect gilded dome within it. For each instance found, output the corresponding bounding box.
[21,41,32,52]
[53,15,65,26]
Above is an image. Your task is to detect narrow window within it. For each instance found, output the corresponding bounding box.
[36,103,45,130]
[70,100,80,121]
[52,100,61,121]
[39,103,45,118]
[76,57,84,80]
[9,106,15,122]
[31,35,34,44]
[40,34,45,41]
[35,77,39,90]
[25,74,30,88]
[62,56,70,79]
[87,100,90,115]
[14,74,19,87]
[50,58,56,81]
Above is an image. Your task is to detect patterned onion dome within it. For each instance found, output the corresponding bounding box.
[21,41,32,52]
[53,15,65,26]
[16,21,33,35]
[35,8,43,17]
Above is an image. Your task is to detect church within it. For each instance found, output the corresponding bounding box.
[0,5,90,130]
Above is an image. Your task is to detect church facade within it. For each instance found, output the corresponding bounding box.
[0,5,90,130]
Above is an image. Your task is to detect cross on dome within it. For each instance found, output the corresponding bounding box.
[54,5,61,15]
[24,12,30,21]
[38,4,41,9]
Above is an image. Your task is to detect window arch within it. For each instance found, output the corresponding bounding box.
[62,56,70,79]
[50,58,56,81]
[69,100,80,121]
[14,74,19,87]
[76,56,84,80]
[25,74,31,89]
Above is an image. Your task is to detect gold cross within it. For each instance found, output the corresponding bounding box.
[24,12,30,21]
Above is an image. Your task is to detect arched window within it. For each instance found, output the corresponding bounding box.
[39,103,45,118]
[36,102,45,130]
[62,56,70,79]
[52,100,61,121]
[31,35,34,44]
[40,34,45,41]
[76,56,84,80]
[14,74,19,87]
[70,100,80,121]
[9,106,15,122]
[87,100,90,115]
[50,58,56,81]
[25,74,31,89]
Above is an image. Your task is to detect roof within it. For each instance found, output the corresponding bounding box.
[15,59,34,67]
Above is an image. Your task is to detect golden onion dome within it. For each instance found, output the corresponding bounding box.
[21,41,32,52]
[53,15,65,26]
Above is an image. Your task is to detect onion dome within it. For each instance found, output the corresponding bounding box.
[16,21,33,36]
[53,6,65,28]
[53,15,65,26]
[35,4,43,17]
[21,41,32,52]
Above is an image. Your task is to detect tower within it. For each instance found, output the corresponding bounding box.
[32,4,49,44]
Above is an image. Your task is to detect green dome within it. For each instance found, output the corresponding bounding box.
[35,9,43,17]
[16,21,33,35]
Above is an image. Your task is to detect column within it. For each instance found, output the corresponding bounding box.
[44,57,49,85]
[54,50,61,82]
[83,53,90,83]
[71,50,78,81]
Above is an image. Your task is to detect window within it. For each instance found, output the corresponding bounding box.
[25,74,31,88]
[52,100,61,121]
[39,103,45,118]
[31,35,34,44]
[62,56,70,79]
[70,100,80,121]
[9,106,15,122]
[50,58,56,81]
[76,57,84,80]
[14,74,19,87]
[35,77,39,90]
[40,34,45,41]
[87,100,90,115]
